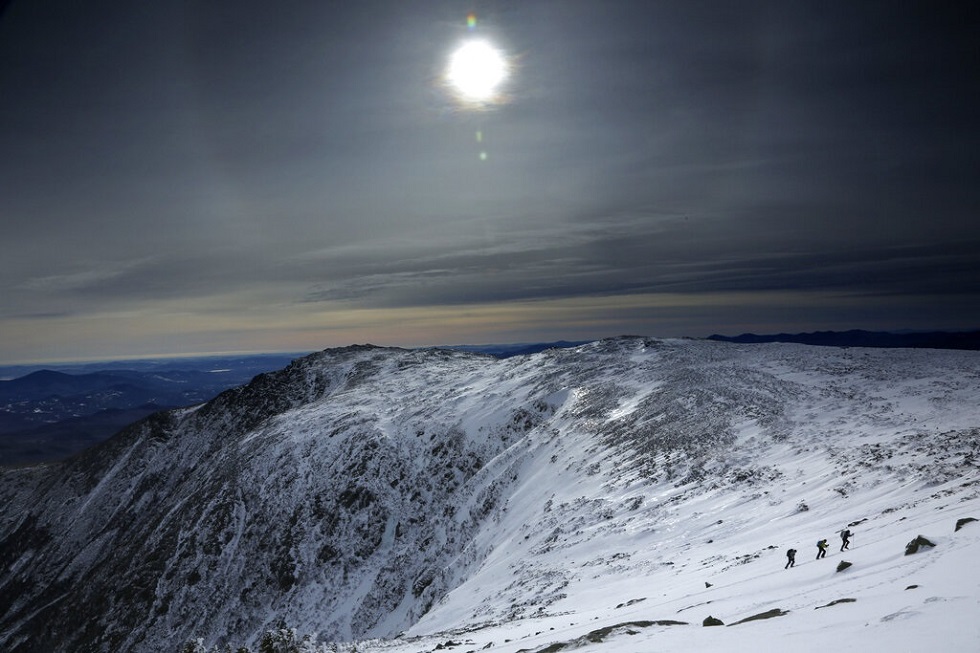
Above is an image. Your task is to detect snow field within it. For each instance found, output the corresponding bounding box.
[2,338,977,653]
[393,341,980,653]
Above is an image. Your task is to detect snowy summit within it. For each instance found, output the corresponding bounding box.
[0,337,978,652]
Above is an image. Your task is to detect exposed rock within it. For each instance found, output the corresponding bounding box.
[581,621,653,643]
[905,535,937,555]
[529,643,566,653]
[954,517,977,532]
[728,608,789,626]
[527,621,667,652]
[905,585,919,590]
[702,615,725,627]
[836,560,853,572]
[677,600,712,613]
[816,598,857,609]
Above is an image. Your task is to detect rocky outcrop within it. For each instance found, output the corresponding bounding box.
[905,535,937,555]
[728,609,789,626]
[954,517,977,532]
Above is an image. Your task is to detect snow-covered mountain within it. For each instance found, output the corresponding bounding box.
[1,337,978,653]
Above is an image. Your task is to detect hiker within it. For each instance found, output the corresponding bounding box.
[785,548,796,569]
[816,539,829,559]
[840,528,851,551]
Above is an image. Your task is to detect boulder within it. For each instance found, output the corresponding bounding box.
[954,517,977,532]
[836,560,852,572]
[905,535,936,555]
[702,616,724,627]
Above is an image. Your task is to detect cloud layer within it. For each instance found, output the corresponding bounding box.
[1,1,978,362]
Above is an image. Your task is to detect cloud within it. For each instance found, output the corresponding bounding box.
[0,1,978,362]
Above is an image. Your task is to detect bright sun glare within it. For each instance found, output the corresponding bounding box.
[446,40,508,103]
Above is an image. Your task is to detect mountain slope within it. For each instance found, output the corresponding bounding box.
[0,338,978,652]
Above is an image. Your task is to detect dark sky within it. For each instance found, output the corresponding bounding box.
[1,1,978,363]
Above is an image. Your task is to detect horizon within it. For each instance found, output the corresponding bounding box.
[2,326,979,368]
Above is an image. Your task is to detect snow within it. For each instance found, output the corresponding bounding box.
[1,337,978,653]
[370,510,980,653]
[352,341,980,653]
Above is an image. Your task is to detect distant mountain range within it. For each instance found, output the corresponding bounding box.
[708,329,980,350]
[0,353,304,465]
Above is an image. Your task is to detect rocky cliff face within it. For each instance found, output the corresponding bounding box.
[1,338,977,653]
[0,344,553,652]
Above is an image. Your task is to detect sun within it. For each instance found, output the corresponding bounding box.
[446,39,508,104]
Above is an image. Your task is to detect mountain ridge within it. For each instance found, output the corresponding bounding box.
[1,337,978,652]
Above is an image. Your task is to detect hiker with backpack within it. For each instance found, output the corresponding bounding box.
[785,548,796,569]
[816,539,829,559]
[840,528,852,551]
